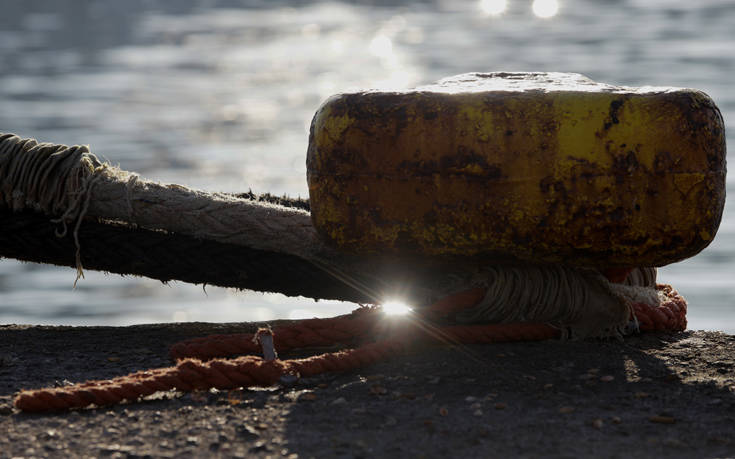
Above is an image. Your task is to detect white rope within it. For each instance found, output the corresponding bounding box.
[0,134,107,283]
[0,133,324,261]
[453,266,657,339]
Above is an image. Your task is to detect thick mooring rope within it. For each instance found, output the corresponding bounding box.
[0,133,475,310]
[0,133,321,260]
[13,281,686,413]
[456,265,645,338]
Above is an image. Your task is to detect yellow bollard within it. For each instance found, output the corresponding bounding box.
[307,73,726,267]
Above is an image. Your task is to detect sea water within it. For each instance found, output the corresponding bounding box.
[0,0,732,331]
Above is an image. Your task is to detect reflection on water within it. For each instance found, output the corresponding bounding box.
[479,0,560,18]
[479,0,508,16]
[532,0,560,18]
[0,0,733,331]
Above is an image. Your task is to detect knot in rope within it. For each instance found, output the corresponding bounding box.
[0,133,107,283]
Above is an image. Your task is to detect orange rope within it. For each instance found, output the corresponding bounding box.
[633,284,687,332]
[13,284,686,413]
[169,306,381,361]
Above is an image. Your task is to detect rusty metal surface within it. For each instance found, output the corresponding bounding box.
[306,73,726,267]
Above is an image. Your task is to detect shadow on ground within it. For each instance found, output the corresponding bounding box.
[1,323,734,458]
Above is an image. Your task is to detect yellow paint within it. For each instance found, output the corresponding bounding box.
[312,104,355,153]
[673,173,705,197]
[306,73,726,267]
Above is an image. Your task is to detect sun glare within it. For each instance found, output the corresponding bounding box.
[381,300,413,316]
[479,0,507,16]
[532,0,559,18]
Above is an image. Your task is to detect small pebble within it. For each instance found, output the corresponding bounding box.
[559,406,575,414]
[591,419,604,429]
[439,406,449,416]
[611,416,622,424]
[370,384,388,395]
[236,423,260,439]
[494,403,507,410]
[600,375,615,382]
[279,373,299,387]
[0,353,17,366]
[649,415,676,424]
[331,397,347,406]
[249,441,269,453]
[298,392,317,401]
[473,409,483,417]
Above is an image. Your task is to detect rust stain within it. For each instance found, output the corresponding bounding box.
[306,73,727,267]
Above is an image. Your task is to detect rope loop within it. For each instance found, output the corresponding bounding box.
[0,133,107,283]
[13,283,686,413]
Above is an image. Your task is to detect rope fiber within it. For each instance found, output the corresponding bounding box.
[0,133,105,282]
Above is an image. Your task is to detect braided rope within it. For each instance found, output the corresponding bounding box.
[0,133,321,260]
[633,284,687,331]
[13,283,686,413]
